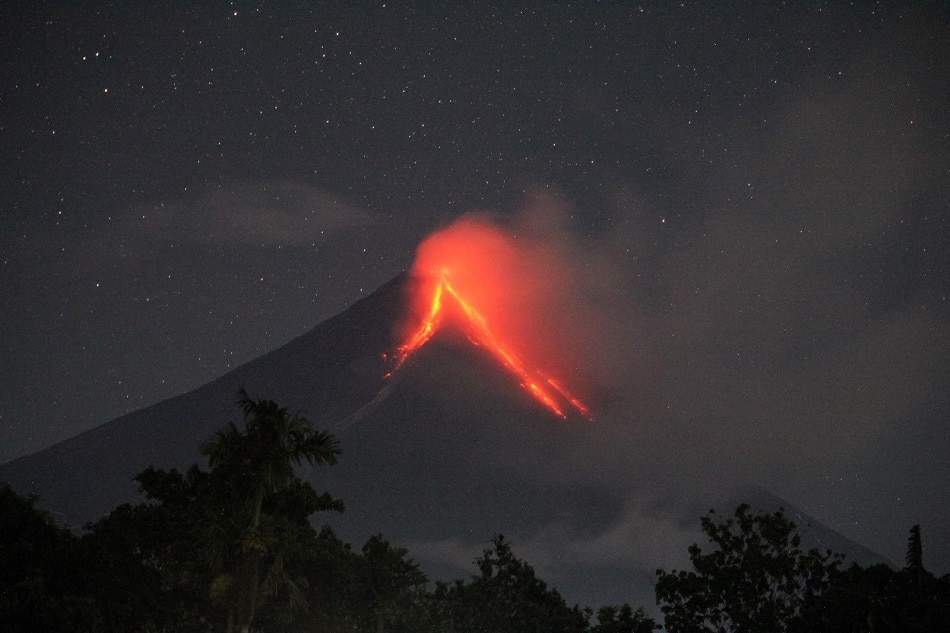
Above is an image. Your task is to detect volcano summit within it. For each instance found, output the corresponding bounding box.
[0,270,887,610]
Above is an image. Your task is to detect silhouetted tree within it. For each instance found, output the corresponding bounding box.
[656,504,842,633]
[197,388,342,633]
[356,534,428,632]
[906,524,924,594]
[804,562,950,632]
[5,385,678,632]
[0,484,102,632]
[591,604,658,632]
[437,534,589,632]
[79,502,183,631]
[801,523,950,632]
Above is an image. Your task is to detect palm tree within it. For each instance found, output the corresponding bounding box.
[906,524,924,595]
[200,388,341,633]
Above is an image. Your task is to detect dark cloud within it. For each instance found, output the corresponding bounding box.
[393,36,950,574]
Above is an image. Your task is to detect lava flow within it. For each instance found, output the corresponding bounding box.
[387,268,592,421]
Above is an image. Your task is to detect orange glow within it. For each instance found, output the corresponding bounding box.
[390,261,592,420]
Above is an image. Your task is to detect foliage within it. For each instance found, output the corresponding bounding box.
[433,534,592,633]
[188,388,342,632]
[68,388,345,632]
[3,389,657,632]
[656,503,842,633]
[11,463,948,633]
[906,523,923,592]
[355,534,429,631]
[40,388,950,631]
[0,484,103,632]
[591,604,659,633]
[79,502,189,631]
[801,525,950,632]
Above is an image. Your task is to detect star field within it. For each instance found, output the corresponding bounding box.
[1,2,949,572]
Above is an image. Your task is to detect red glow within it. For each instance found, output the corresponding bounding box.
[389,218,592,420]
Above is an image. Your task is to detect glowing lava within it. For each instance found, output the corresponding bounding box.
[388,268,592,420]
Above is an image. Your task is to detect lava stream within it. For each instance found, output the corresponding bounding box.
[388,271,591,420]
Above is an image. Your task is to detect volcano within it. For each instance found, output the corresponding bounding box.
[0,272,888,611]
[386,268,591,420]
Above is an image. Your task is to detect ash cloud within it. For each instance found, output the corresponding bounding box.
[418,41,950,575]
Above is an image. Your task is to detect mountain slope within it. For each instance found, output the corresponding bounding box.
[0,273,405,525]
[0,272,890,611]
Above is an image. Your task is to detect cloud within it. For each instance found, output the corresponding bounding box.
[96,181,378,260]
[398,39,950,572]
[402,500,696,574]
[191,182,378,246]
[401,537,482,576]
[520,502,697,575]
[402,499,699,613]
[0,181,400,463]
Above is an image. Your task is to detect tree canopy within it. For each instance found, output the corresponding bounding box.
[4,389,948,631]
[655,505,950,633]
[655,503,842,633]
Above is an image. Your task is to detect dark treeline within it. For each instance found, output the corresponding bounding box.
[2,391,948,632]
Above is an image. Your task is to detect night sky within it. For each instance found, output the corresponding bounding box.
[2,3,949,573]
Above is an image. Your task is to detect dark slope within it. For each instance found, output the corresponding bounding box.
[323,329,624,540]
[738,487,892,568]
[0,273,406,526]
[1,272,891,611]
[318,330,640,606]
